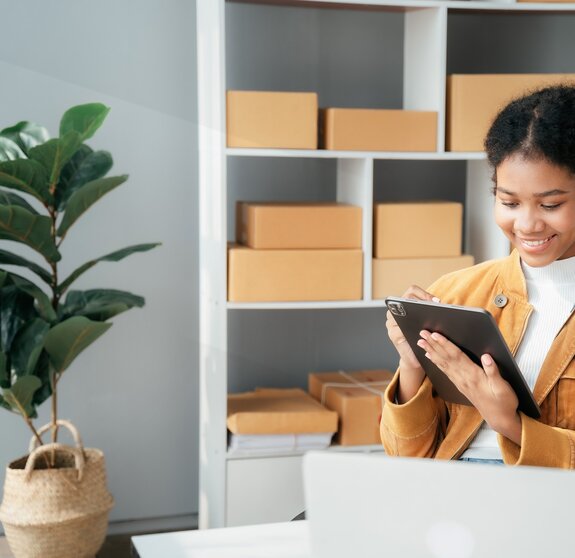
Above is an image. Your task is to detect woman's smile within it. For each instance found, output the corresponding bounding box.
[494,156,575,267]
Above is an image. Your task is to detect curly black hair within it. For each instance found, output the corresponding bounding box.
[484,84,575,176]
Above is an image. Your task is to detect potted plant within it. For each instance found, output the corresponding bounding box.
[0,103,159,558]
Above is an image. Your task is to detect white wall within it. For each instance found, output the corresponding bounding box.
[0,0,199,526]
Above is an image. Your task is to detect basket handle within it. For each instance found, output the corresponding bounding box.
[24,443,85,482]
[28,419,84,453]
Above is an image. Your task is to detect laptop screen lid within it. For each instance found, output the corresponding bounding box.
[303,451,573,558]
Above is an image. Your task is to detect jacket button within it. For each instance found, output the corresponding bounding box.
[494,294,508,308]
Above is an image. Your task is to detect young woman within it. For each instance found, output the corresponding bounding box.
[380,85,575,467]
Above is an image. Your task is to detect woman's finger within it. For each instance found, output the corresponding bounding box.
[402,285,440,302]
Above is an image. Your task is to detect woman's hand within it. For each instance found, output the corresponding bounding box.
[386,285,439,404]
[417,330,521,444]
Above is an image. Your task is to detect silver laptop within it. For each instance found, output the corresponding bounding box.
[303,451,573,558]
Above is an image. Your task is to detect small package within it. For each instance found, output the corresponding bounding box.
[227,388,338,435]
[236,202,362,249]
[372,255,474,299]
[320,108,437,152]
[447,74,575,151]
[308,370,395,446]
[227,90,318,149]
[228,245,363,302]
[373,201,463,259]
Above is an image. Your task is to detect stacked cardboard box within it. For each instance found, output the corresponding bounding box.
[320,108,437,152]
[228,202,363,302]
[227,388,338,453]
[227,388,338,434]
[372,201,474,298]
[308,370,395,446]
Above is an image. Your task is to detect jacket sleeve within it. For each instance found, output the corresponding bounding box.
[380,372,444,457]
[498,414,575,468]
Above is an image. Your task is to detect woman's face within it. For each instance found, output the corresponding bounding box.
[494,155,575,267]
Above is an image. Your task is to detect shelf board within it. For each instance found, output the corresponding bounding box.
[227,300,390,310]
[227,147,486,160]
[227,443,385,460]
[228,0,575,14]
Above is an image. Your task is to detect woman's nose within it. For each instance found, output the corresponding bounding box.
[514,208,545,234]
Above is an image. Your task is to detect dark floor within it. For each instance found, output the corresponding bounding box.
[1,533,144,558]
[98,534,134,557]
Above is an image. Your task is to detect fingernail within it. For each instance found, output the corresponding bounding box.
[482,354,493,366]
[431,332,441,341]
[432,297,440,303]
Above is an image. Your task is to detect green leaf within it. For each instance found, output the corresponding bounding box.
[43,316,112,373]
[30,352,52,407]
[0,158,50,203]
[29,131,82,186]
[0,121,50,155]
[62,289,145,321]
[0,285,35,352]
[0,205,61,263]
[0,248,52,284]
[10,318,50,378]
[0,137,26,162]
[56,147,113,210]
[58,242,160,293]
[57,175,127,238]
[6,272,57,323]
[59,103,110,143]
[3,375,42,417]
[0,190,39,214]
[0,395,11,412]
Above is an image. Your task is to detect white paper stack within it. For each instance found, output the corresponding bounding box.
[228,432,334,455]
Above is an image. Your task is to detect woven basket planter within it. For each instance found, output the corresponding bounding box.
[0,420,114,558]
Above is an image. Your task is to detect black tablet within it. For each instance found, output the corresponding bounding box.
[385,296,540,419]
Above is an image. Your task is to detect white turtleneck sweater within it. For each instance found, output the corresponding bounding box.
[461,256,575,460]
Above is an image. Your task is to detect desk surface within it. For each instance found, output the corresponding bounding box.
[131,520,311,558]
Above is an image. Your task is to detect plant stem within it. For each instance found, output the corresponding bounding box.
[25,416,44,449]
[51,370,58,443]
[48,203,59,466]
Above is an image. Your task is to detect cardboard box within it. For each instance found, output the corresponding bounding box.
[447,74,575,151]
[227,388,338,435]
[308,370,395,446]
[518,0,574,3]
[320,108,437,152]
[236,202,362,249]
[228,245,363,302]
[372,254,475,299]
[227,91,318,149]
[373,202,463,259]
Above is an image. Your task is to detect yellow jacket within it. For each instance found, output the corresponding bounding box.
[380,250,575,468]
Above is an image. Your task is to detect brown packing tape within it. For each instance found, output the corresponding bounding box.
[319,371,390,407]
[308,370,395,446]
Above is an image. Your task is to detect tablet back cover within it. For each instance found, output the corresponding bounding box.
[385,297,540,418]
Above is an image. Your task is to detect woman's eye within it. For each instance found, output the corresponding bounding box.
[542,203,562,210]
[500,201,518,208]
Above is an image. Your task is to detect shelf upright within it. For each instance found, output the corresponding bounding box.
[465,159,509,262]
[403,4,448,152]
[197,0,228,530]
[336,159,374,301]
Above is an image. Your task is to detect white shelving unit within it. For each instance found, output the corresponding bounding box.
[197,0,575,529]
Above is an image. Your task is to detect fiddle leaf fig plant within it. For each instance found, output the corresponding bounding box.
[0,103,159,443]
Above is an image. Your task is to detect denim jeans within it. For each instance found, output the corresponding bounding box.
[459,457,504,465]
